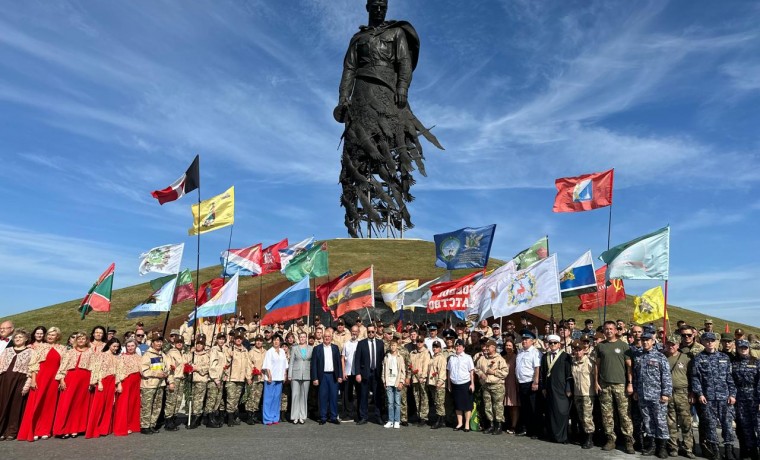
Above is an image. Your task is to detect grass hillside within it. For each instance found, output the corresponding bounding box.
[6,238,757,338]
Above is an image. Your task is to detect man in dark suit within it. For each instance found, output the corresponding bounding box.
[353,324,384,424]
[311,329,343,424]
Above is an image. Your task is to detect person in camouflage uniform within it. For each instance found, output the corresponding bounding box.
[595,321,635,454]
[163,336,186,431]
[428,341,447,429]
[185,336,214,429]
[395,331,412,425]
[663,336,696,458]
[691,332,737,460]
[442,331,457,426]
[633,332,673,458]
[571,340,596,449]
[409,336,431,426]
[732,340,760,460]
[224,332,252,427]
[476,340,508,435]
[139,333,174,434]
[244,335,266,424]
[204,333,226,427]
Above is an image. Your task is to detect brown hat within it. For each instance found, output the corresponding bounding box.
[570,340,582,349]
[384,326,394,334]
[195,336,207,346]
[216,333,226,340]
[149,332,164,343]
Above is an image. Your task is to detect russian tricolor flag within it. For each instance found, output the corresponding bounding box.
[559,250,597,297]
[221,244,263,277]
[261,277,310,326]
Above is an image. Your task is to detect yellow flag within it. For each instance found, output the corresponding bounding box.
[633,285,668,324]
[188,186,234,235]
[378,279,419,312]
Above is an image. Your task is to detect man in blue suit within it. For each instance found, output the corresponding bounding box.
[311,329,343,425]
[353,324,385,424]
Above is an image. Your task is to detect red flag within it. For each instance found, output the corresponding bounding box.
[578,265,625,311]
[330,267,374,319]
[196,278,224,306]
[316,271,352,313]
[553,169,614,213]
[427,270,483,314]
[260,238,288,275]
[150,155,200,205]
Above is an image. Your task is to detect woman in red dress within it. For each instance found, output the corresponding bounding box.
[86,338,120,438]
[113,339,141,436]
[53,332,94,439]
[0,330,33,441]
[90,326,107,354]
[18,327,65,441]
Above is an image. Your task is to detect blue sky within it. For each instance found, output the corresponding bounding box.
[1,0,759,325]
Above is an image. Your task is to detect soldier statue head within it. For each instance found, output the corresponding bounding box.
[366,0,388,27]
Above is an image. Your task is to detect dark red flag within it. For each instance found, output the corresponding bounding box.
[315,270,352,313]
[578,265,625,311]
[196,277,224,306]
[260,238,288,275]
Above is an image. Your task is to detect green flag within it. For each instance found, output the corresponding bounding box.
[600,226,669,280]
[283,242,329,282]
[512,236,549,270]
[79,263,115,319]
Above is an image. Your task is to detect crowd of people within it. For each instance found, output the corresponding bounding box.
[0,314,759,460]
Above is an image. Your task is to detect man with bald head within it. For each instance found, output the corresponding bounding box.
[0,321,14,354]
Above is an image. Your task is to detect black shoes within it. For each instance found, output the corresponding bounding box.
[356,419,368,425]
[140,428,152,435]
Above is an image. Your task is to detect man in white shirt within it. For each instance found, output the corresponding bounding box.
[311,330,343,424]
[515,330,542,438]
[0,321,14,354]
[341,325,360,420]
[424,324,446,356]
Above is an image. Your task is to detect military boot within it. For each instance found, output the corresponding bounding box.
[582,433,594,449]
[163,416,175,431]
[725,445,737,460]
[207,412,223,428]
[642,437,655,456]
[244,410,256,425]
[751,448,760,460]
[602,436,617,451]
[482,425,494,435]
[232,410,241,426]
[492,425,503,435]
[625,436,636,454]
[226,412,235,427]
[702,442,718,460]
[656,439,669,459]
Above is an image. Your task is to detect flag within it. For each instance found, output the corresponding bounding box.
[400,273,452,310]
[196,278,224,306]
[578,266,625,311]
[512,236,548,270]
[192,273,239,319]
[466,261,517,323]
[150,155,200,205]
[139,243,184,276]
[316,270,352,312]
[427,271,483,314]
[378,280,419,312]
[600,226,670,280]
[78,263,115,319]
[559,251,597,297]
[149,356,164,371]
[126,276,177,319]
[434,224,496,270]
[633,285,668,324]
[283,242,329,282]
[188,186,235,235]
[328,266,374,319]
[260,277,310,326]
[491,254,562,318]
[221,244,262,277]
[150,269,194,304]
[260,238,288,275]
[279,237,315,272]
[553,169,614,212]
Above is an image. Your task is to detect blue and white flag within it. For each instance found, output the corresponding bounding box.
[126,277,177,318]
[434,225,496,270]
[190,273,239,320]
[467,260,517,323]
[221,244,262,277]
[600,226,670,280]
[491,254,561,318]
[559,250,597,297]
[279,237,315,272]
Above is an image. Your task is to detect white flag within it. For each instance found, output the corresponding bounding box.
[139,243,184,276]
[467,260,516,322]
[279,237,315,272]
[491,254,561,318]
[191,273,239,319]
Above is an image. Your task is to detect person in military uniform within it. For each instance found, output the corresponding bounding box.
[139,333,174,435]
[721,332,737,358]
[332,319,350,352]
[205,333,226,427]
[427,341,447,429]
[571,339,596,449]
[409,336,430,426]
[679,326,704,357]
[163,335,187,431]
[476,339,508,435]
[244,335,266,424]
[731,339,760,460]
[247,314,262,341]
[185,336,215,429]
[633,332,672,458]
[224,331,252,426]
[441,329,457,426]
[475,319,493,338]
[691,332,737,460]
[663,336,696,458]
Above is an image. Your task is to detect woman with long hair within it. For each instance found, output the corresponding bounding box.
[53,331,94,438]
[289,332,312,424]
[18,327,65,441]
[113,339,141,436]
[261,335,288,425]
[29,326,47,347]
[85,338,120,438]
[0,330,33,441]
[90,326,107,353]
[502,338,520,434]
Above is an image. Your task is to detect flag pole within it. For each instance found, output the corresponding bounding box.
[188,156,202,427]
[662,280,669,333]
[603,198,613,322]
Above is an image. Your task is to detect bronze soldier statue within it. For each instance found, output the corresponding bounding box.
[334,0,443,238]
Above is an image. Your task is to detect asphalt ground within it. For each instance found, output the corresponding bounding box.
[2,418,661,460]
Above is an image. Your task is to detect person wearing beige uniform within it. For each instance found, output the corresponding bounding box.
[571,340,596,449]
[163,336,186,431]
[244,335,266,424]
[185,336,215,429]
[139,333,174,435]
[476,340,508,434]
[409,337,431,426]
[205,333,226,427]
[428,341,448,429]
[223,332,252,427]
